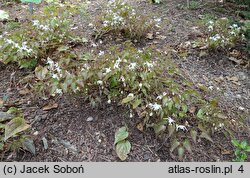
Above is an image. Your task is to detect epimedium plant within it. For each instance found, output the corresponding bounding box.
[199,17,244,50]
[231,139,250,162]
[0,1,81,69]
[34,42,231,160]
[94,0,156,40]
[0,107,35,155]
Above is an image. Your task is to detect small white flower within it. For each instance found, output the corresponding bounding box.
[127,93,134,98]
[52,73,59,80]
[114,57,122,69]
[167,117,175,125]
[98,51,104,56]
[129,113,133,118]
[55,88,63,94]
[149,112,153,116]
[176,125,187,131]
[128,62,137,70]
[239,106,245,111]
[208,25,213,31]
[208,86,214,90]
[144,61,154,68]
[218,123,224,128]
[107,99,111,104]
[97,80,103,85]
[148,103,162,111]
[104,67,111,75]
[139,83,143,88]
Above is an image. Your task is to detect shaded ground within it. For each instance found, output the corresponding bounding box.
[0,0,249,161]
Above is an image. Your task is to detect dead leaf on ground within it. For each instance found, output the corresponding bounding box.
[136,122,144,132]
[221,150,232,155]
[19,88,30,95]
[230,49,241,58]
[228,57,243,65]
[226,76,239,82]
[0,99,3,107]
[189,107,196,114]
[146,33,154,40]
[43,103,58,111]
[155,35,167,40]
[214,76,224,83]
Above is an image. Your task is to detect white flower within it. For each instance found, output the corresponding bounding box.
[208,20,214,25]
[98,51,104,56]
[148,103,162,111]
[32,20,39,26]
[129,113,133,118]
[208,25,213,31]
[144,61,154,68]
[167,117,175,125]
[176,125,187,131]
[218,123,224,128]
[107,99,111,104]
[52,73,59,80]
[97,80,103,85]
[239,106,245,111]
[104,67,111,75]
[127,93,134,98]
[114,57,122,69]
[139,83,142,88]
[232,24,238,28]
[128,62,137,70]
[55,88,63,94]
[149,112,153,116]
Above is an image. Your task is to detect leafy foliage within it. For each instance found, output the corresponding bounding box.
[0,2,80,68]
[0,107,33,153]
[231,139,250,162]
[95,0,156,40]
[114,126,131,161]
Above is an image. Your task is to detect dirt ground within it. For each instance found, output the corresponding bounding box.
[0,0,249,161]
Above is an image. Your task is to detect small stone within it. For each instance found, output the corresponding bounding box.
[86,117,94,122]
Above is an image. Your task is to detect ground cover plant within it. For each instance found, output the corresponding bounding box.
[0,0,249,162]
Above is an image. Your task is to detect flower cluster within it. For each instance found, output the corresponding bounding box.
[204,18,243,49]
[98,0,155,39]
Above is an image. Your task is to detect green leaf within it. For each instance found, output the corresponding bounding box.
[21,0,42,4]
[197,109,204,119]
[0,142,4,150]
[168,125,175,137]
[0,112,14,122]
[178,147,185,160]
[132,99,142,109]
[121,94,135,104]
[23,138,36,155]
[115,140,131,161]
[200,131,213,143]
[0,10,9,20]
[153,124,166,136]
[0,123,5,129]
[114,126,129,145]
[170,139,180,152]
[183,139,192,153]
[240,141,248,149]
[190,130,197,143]
[241,152,247,161]
[4,117,30,141]
[245,146,250,152]
[231,139,240,147]
[35,66,48,80]
[7,107,19,114]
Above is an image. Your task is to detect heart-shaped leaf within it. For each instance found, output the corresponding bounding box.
[114,126,129,145]
[4,117,30,141]
[183,139,192,153]
[115,140,131,161]
[178,146,185,160]
[23,138,36,155]
[200,131,213,143]
[170,139,180,152]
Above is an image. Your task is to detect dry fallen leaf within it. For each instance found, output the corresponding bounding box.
[0,99,3,106]
[230,49,241,58]
[43,103,58,111]
[136,122,144,132]
[221,150,232,155]
[189,107,196,114]
[19,88,30,95]
[146,33,154,40]
[226,76,239,82]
